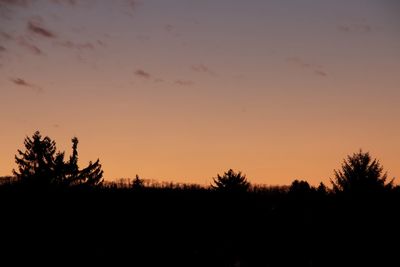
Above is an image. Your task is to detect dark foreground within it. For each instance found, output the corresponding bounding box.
[1,187,399,266]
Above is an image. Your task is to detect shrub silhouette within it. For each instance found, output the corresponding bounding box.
[330,150,394,195]
[211,169,250,192]
[13,131,103,187]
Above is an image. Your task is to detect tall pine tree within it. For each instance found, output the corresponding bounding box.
[13,131,103,187]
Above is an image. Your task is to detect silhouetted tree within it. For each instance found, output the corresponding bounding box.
[330,150,394,195]
[13,131,103,187]
[132,174,144,189]
[316,182,328,195]
[211,169,250,192]
[13,131,62,186]
[66,137,103,187]
[289,180,312,195]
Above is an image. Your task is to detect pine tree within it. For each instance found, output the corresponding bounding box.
[330,150,394,194]
[211,169,250,192]
[13,131,104,188]
[65,137,103,187]
[13,131,60,186]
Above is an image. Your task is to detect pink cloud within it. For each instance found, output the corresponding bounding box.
[287,57,328,77]
[191,64,216,76]
[27,20,55,38]
[10,77,43,93]
[57,40,95,50]
[135,69,151,79]
[174,80,194,86]
[17,36,42,55]
[337,24,372,33]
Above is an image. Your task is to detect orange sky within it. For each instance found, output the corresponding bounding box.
[1,0,399,186]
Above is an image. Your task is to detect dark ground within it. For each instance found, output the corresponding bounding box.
[1,186,399,266]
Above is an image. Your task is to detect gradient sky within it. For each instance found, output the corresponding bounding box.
[1,0,399,185]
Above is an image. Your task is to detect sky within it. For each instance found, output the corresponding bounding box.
[1,0,399,186]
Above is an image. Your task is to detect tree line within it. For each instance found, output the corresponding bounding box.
[0,131,396,195]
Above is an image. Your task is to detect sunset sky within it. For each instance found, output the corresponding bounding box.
[1,0,399,185]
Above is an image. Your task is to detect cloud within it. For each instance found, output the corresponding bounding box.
[121,0,138,17]
[0,0,33,21]
[1,31,43,55]
[27,20,55,38]
[174,80,194,86]
[286,57,328,77]
[96,40,106,47]
[163,23,181,38]
[191,64,216,76]
[135,69,151,79]
[17,36,42,55]
[314,70,327,77]
[0,0,30,7]
[50,0,77,6]
[10,77,43,93]
[0,45,6,52]
[57,40,95,50]
[164,24,174,33]
[337,24,372,33]
[0,31,13,40]
[124,0,136,10]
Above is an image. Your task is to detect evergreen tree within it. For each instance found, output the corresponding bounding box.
[330,150,394,194]
[211,169,250,192]
[13,131,103,187]
[13,131,60,186]
[66,137,103,187]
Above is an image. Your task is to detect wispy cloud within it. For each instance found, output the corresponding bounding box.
[50,0,77,6]
[27,20,55,38]
[1,31,13,41]
[164,24,174,33]
[10,77,43,93]
[163,23,181,38]
[124,0,136,10]
[17,36,42,55]
[135,69,151,79]
[286,57,328,77]
[1,30,44,55]
[314,70,327,77]
[0,0,30,7]
[174,80,194,86]
[191,64,216,76]
[121,0,138,17]
[337,23,372,33]
[57,40,95,51]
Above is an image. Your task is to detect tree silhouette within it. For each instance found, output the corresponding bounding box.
[211,169,250,192]
[316,182,328,195]
[289,180,312,195]
[66,137,103,186]
[132,174,144,189]
[13,131,103,187]
[330,150,394,194]
[13,131,62,186]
